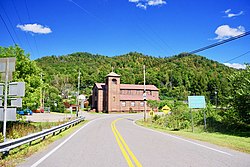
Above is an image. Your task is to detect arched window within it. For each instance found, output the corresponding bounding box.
[112,78,117,84]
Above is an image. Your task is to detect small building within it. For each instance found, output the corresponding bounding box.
[92,72,159,113]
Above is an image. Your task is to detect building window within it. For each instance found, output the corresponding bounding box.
[112,79,117,84]
[131,101,135,107]
[121,102,126,107]
[113,96,115,102]
[140,102,144,107]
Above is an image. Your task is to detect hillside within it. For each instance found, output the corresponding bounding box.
[35,52,236,104]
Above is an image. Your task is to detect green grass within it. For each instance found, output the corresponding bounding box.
[0,120,88,167]
[137,120,250,154]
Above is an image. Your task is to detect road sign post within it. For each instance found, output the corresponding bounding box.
[188,96,206,132]
[0,58,16,142]
[0,58,25,142]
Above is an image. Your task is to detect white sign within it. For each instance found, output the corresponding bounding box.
[9,82,25,97]
[0,57,16,72]
[0,108,16,121]
[11,98,22,107]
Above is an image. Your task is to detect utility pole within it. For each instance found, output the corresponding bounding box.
[76,69,80,117]
[143,65,147,122]
[3,59,9,142]
[215,88,218,108]
[40,73,43,111]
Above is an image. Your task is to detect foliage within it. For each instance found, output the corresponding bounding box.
[0,121,67,141]
[35,52,235,106]
[151,101,190,130]
[151,100,250,134]
[229,65,250,124]
[0,133,3,143]
[0,46,65,112]
[42,83,65,112]
[0,45,42,110]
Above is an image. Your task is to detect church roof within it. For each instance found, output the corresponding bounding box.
[106,72,120,77]
[94,83,158,91]
[95,83,105,89]
[120,84,159,91]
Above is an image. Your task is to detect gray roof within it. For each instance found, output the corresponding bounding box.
[120,84,159,91]
[106,72,120,77]
[94,83,158,91]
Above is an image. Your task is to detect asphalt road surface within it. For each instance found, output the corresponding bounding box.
[19,113,250,167]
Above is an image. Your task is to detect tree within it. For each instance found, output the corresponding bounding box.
[0,45,42,110]
[229,65,250,124]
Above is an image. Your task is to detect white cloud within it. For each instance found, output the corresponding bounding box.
[128,0,166,10]
[129,0,139,2]
[136,3,147,10]
[148,0,166,6]
[227,11,243,18]
[223,63,246,69]
[224,9,243,18]
[214,25,245,40]
[224,9,231,14]
[17,23,52,34]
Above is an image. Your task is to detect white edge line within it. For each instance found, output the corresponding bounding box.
[132,119,233,156]
[31,116,114,167]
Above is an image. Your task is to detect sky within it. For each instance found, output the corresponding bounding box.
[0,0,249,69]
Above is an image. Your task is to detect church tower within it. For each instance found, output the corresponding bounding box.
[105,72,120,112]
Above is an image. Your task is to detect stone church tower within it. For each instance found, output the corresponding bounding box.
[105,72,120,112]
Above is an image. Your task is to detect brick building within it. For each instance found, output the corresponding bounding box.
[92,72,159,113]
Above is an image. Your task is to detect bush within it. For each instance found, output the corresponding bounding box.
[0,133,3,143]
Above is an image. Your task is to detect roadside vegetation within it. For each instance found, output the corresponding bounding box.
[137,119,250,153]
[141,66,250,153]
[0,117,68,142]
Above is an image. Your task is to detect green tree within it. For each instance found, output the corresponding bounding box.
[229,65,250,124]
[0,46,42,110]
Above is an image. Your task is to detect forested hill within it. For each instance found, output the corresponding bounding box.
[35,52,236,104]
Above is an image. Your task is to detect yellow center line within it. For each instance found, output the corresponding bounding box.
[111,118,142,167]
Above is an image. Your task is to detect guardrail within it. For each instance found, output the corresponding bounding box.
[0,116,85,155]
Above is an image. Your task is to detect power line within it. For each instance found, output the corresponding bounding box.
[25,0,40,57]
[68,0,104,24]
[140,20,176,55]
[11,0,34,55]
[24,0,31,21]
[188,31,250,54]
[0,13,16,45]
[0,2,22,45]
[224,50,250,63]
[136,23,167,55]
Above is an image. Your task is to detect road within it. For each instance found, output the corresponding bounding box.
[19,113,250,167]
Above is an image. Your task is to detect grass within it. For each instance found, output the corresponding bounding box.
[0,120,87,167]
[137,120,250,154]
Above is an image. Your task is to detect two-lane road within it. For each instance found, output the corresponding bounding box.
[19,113,250,167]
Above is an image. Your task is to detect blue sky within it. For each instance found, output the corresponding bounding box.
[0,0,249,68]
